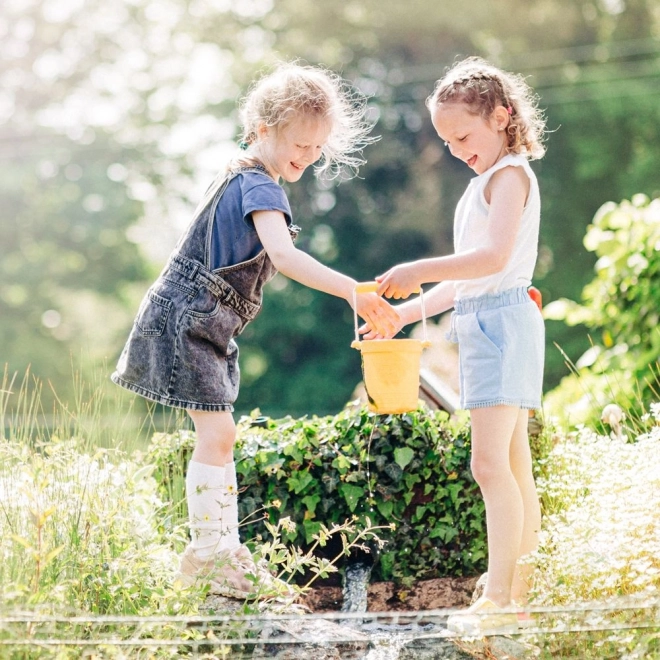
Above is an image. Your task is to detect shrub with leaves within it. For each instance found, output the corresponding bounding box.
[149,404,489,584]
[545,194,660,427]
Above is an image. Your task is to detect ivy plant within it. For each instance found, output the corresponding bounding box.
[147,404,491,584]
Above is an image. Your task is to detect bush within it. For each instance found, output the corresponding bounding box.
[545,194,660,427]
[148,403,491,584]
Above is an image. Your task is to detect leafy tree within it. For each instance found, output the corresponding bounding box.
[235,0,660,412]
[0,0,248,410]
[0,128,150,405]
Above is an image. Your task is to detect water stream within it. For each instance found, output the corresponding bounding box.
[337,558,450,659]
[341,560,373,614]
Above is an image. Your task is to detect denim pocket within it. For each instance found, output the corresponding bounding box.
[136,291,172,336]
[186,284,223,318]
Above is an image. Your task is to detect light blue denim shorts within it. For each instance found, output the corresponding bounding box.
[448,287,544,410]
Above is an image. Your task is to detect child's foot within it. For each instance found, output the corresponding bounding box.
[176,544,295,601]
[513,601,537,629]
[516,610,536,628]
[446,596,519,637]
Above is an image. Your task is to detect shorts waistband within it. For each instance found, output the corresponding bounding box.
[454,287,530,315]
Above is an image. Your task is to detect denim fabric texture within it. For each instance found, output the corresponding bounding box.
[112,166,299,411]
[448,287,544,410]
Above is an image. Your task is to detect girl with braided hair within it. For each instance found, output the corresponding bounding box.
[363,56,547,635]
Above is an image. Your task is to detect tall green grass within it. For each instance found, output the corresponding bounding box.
[0,368,389,658]
[0,366,197,617]
[0,364,188,453]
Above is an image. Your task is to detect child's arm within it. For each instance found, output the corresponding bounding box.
[253,210,400,336]
[360,281,456,340]
[377,166,529,299]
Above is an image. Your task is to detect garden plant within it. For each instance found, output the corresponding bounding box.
[545,195,660,430]
[147,405,493,586]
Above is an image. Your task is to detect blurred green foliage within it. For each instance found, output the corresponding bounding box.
[544,194,660,428]
[2,0,660,417]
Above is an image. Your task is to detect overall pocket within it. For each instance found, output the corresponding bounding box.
[135,290,172,337]
[184,284,242,356]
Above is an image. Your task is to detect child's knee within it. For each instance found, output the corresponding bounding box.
[470,454,507,487]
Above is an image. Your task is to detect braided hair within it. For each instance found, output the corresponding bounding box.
[426,57,546,159]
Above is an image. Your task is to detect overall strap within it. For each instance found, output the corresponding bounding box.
[191,163,268,222]
[202,164,271,268]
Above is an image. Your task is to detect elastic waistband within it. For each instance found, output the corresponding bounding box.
[167,254,261,321]
[454,287,530,315]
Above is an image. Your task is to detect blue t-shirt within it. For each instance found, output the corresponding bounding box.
[210,171,292,270]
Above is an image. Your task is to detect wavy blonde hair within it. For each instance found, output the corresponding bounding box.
[238,62,376,179]
[426,57,546,160]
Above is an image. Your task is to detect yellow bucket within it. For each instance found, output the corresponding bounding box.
[351,282,430,415]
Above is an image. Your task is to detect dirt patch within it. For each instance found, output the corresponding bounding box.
[301,576,480,613]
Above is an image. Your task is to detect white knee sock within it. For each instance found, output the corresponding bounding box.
[186,460,240,558]
[223,461,241,550]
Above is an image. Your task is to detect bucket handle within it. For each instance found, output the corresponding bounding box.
[352,282,428,346]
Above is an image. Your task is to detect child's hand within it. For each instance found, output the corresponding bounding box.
[354,292,401,338]
[358,318,402,340]
[376,263,422,299]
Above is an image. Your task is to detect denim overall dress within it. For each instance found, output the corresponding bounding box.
[111,165,299,411]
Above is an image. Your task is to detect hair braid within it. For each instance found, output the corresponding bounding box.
[427,57,546,159]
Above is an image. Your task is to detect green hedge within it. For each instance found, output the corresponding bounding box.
[147,403,491,584]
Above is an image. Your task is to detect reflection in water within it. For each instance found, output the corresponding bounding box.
[8,602,642,658]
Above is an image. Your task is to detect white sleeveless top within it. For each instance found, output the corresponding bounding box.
[453,153,540,300]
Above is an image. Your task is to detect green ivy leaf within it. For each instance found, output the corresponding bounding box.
[376,498,393,519]
[302,519,322,544]
[339,483,364,512]
[286,469,314,494]
[301,494,321,516]
[393,446,414,470]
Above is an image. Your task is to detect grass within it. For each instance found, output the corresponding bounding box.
[0,368,390,657]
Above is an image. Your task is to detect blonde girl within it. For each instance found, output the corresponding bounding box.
[366,56,546,634]
[112,62,399,600]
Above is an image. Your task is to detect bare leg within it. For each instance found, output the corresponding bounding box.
[509,409,542,604]
[189,410,236,466]
[469,405,523,607]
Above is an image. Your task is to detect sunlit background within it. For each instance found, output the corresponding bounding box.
[2,0,660,420]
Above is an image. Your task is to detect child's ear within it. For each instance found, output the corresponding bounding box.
[493,105,510,131]
[256,122,271,141]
